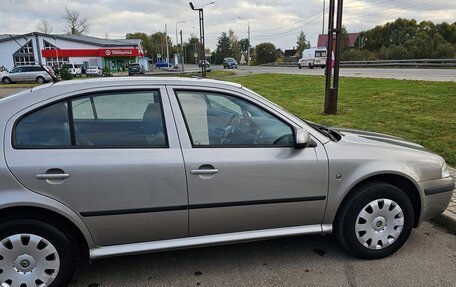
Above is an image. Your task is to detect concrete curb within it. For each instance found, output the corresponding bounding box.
[432,166,456,233]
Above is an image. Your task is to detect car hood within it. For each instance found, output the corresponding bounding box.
[333,127,428,152]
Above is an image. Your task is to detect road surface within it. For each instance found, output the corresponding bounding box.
[226,66,456,82]
[70,221,455,286]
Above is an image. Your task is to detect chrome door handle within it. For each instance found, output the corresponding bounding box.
[35,173,70,180]
[190,169,219,175]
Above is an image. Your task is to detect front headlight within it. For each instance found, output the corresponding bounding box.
[442,163,450,178]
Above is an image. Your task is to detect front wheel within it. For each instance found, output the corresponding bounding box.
[0,219,76,287]
[298,64,302,69]
[335,182,414,259]
[2,77,12,84]
[36,76,45,84]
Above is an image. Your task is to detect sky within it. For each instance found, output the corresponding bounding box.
[1,0,455,51]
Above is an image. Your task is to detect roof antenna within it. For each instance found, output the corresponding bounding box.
[8,33,59,83]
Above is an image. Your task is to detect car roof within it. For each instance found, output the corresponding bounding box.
[0,77,243,122]
[20,77,242,97]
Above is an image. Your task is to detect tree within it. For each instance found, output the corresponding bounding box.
[126,32,153,58]
[215,32,231,64]
[36,19,53,34]
[214,29,241,64]
[296,31,310,55]
[63,6,90,35]
[254,42,277,65]
[150,32,173,61]
[353,18,456,60]
[228,30,241,61]
[239,38,250,53]
[184,34,200,64]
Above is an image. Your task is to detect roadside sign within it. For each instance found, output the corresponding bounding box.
[194,53,198,58]
[157,54,161,58]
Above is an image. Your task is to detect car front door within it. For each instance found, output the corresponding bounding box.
[4,87,188,246]
[168,87,328,237]
[8,67,23,82]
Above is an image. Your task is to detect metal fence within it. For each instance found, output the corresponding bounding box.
[261,58,456,68]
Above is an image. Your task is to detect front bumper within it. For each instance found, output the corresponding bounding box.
[418,177,454,223]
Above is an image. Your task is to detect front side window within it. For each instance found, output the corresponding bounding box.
[176,91,294,147]
[15,90,167,148]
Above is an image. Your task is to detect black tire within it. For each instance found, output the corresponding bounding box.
[36,76,45,84]
[298,64,302,69]
[0,219,76,287]
[335,182,414,259]
[321,65,326,69]
[2,77,12,84]
[309,64,313,69]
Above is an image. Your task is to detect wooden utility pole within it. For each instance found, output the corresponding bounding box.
[324,0,344,115]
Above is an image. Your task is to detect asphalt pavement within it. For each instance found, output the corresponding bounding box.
[70,221,455,287]
[232,66,456,82]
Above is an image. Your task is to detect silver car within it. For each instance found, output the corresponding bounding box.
[0,77,453,286]
[1,65,53,84]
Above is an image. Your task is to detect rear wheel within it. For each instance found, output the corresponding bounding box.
[2,77,12,84]
[308,63,313,69]
[0,219,76,287]
[298,64,302,69]
[335,182,414,259]
[36,76,45,84]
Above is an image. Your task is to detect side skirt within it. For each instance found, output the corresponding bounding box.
[90,224,333,260]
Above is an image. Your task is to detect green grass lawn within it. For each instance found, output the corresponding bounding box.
[227,74,456,166]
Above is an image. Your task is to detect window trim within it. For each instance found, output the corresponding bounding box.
[12,89,169,149]
[174,89,296,149]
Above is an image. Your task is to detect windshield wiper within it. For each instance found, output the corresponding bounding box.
[304,120,337,141]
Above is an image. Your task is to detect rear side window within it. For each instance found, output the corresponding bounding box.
[14,90,167,148]
[15,102,71,147]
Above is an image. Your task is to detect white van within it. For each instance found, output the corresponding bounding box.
[298,47,327,69]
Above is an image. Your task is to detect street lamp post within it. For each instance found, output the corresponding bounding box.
[238,17,250,66]
[176,20,186,68]
[189,1,215,77]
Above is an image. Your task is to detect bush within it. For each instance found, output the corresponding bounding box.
[254,42,277,65]
[59,66,73,80]
[102,66,113,77]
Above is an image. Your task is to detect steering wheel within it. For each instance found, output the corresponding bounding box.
[221,114,241,144]
[273,134,293,145]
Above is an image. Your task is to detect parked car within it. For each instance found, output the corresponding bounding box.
[0,77,453,286]
[223,57,238,69]
[61,63,82,76]
[85,66,103,77]
[1,65,54,84]
[199,60,211,68]
[155,61,172,68]
[128,63,145,75]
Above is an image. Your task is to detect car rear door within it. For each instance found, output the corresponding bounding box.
[4,86,189,246]
[168,86,328,237]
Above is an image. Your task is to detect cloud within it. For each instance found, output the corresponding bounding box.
[0,0,454,51]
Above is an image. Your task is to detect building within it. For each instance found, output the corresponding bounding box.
[317,32,360,49]
[0,32,144,72]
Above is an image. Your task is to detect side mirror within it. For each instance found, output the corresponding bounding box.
[294,128,311,149]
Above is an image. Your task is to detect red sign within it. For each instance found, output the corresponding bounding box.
[42,48,143,58]
[98,49,141,57]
